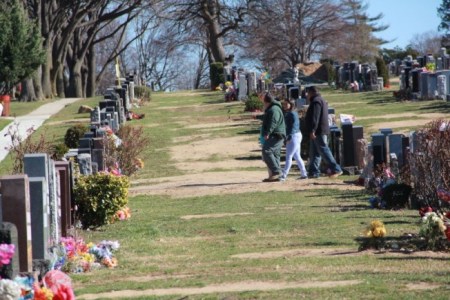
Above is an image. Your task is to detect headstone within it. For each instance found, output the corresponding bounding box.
[90,107,100,125]
[330,126,341,164]
[388,134,405,168]
[342,122,355,167]
[0,175,32,272]
[92,149,105,171]
[427,73,438,99]
[77,154,92,175]
[355,138,368,172]
[247,72,257,95]
[372,133,386,167]
[352,126,364,168]
[238,73,248,101]
[78,138,92,150]
[420,72,429,100]
[437,75,447,100]
[54,162,72,238]
[29,177,50,260]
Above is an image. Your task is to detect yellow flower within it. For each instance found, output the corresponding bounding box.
[364,220,386,238]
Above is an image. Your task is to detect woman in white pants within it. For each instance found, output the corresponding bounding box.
[279,99,308,181]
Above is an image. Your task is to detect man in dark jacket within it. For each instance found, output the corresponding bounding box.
[304,86,343,178]
[261,93,286,182]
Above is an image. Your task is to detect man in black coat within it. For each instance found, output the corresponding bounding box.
[304,86,343,178]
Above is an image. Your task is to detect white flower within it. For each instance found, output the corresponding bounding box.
[0,279,21,300]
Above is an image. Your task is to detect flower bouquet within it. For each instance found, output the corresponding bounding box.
[357,220,387,251]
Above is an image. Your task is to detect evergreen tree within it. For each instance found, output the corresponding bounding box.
[0,0,45,95]
[438,0,450,33]
[375,56,389,88]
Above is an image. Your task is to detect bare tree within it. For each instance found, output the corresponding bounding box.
[242,0,343,75]
[409,30,443,56]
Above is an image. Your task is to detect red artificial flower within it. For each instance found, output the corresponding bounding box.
[419,206,433,217]
[445,227,450,241]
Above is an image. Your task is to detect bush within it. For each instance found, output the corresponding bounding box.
[407,119,450,213]
[73,173,130,229]
[244,94,264,112]
[4,122,53,174]
[51,143,69,160]
[134,85,151,102]
[104,125,150,176]
[375,56,389,87]
[210,62,224,90]
[64,124,89,149]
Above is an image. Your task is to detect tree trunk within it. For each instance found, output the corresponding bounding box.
[69,61,84,98]
[56,67,65,98]
[42,48,53,98]
[19,78,37,102]
[86,45,96,97]
[207,21,226,63]
[34,66,44,100]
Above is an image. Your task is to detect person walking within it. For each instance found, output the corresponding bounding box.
[279,99,308,181]
[261,93,286,182]
[304,86,343,178]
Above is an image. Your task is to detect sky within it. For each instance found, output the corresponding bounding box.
[366,0,443,49]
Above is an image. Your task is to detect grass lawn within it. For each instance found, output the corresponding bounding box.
[1,84,449,299]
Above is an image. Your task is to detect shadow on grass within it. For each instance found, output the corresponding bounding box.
[180,182,260,188]
[235,156,261,161]
[419,101,450,114]
[377,256,449,261]
[238,129,260,135]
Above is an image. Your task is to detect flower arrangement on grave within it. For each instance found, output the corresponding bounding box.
[0,270,75,300]
[364,220,387,238]
[419,211,447,250]
[51,237,120,273]
[116,206,131,221]
[0,243,15,268]
[357,220,387,251]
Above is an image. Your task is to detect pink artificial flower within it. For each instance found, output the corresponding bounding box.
[0,244,15,266]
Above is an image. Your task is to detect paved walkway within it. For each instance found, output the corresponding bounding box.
[0,98,83,162]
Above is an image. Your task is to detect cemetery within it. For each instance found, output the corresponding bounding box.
[0,0,449,298]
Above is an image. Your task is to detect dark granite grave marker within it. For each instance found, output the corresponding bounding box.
[54,162,72,237]
[0,175,32,272]
[29,177,50,260]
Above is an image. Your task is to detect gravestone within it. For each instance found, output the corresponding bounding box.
[420,72,429,100]
[372,133,386,167]
[352,126,364,168]
[28,177,50,260]
[388,134,405,168]
[238,74,248,101]
[48,160,60,243]
[437,74,447,100]
[0,175,32,272]
[247,72,257,94]
[330,126,341,164]
[90,107,100,125]
[426,73,438,99]
[78,154,93,175]
[342,122,355,167]
[54,162,72,237]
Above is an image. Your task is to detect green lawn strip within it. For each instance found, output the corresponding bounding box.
[8,98,60,117]
[73,189,438,298]
[0,118,11,131]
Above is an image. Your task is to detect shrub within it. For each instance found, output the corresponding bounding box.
[375,56,389,87]
[73,173,130,229]
[103,125,150,176]
[244,95,263,112]
[64,124,88,148]
[4,122,53,174]
[210,62,224,90]
[407,119,450,213]
[134,85,151,102]
[51,143,69,160]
